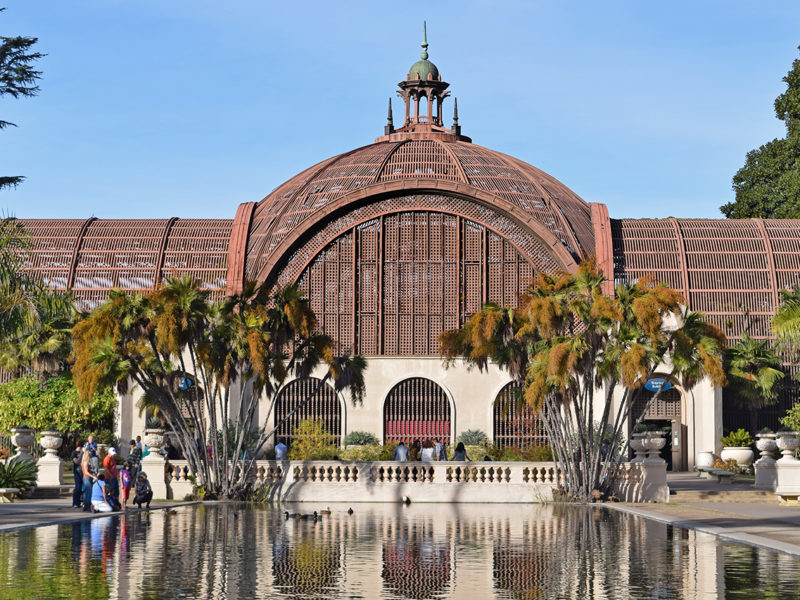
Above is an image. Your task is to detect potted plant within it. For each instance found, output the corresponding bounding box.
[720,428,755,466]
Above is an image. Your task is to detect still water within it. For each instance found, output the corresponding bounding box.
[0,503,799,599]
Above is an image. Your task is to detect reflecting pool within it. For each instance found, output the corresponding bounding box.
[1,503,799,599]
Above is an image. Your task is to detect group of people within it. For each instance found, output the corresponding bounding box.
[392,439,471,462]
[70,435,154,513]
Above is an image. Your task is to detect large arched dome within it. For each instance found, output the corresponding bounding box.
[243,137,594,286]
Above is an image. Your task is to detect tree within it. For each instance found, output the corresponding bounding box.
[71,276,366,499]
[0,8,43,190]
[723,333,784,432]
[439,261,727,501]
[720,46,800,218]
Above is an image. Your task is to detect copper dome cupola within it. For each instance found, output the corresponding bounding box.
[379,22,469,142]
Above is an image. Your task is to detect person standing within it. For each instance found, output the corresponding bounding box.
[453,442,470,461]
[274,439,288,460]
[81,449,97,511]
[409,439,421,461]
[392,441,409,461]
[135,436,143,452]
[70,440,84,508]
[437,440,447,461]
[420,440,435,462]
[128,439,142,475]
[119,461,133,510]
[103,448,119,508]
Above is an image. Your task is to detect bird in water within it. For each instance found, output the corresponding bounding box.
[284,511,299,519]
[402,496,411,505]
[320,507,331,515]
[347,507,354,515]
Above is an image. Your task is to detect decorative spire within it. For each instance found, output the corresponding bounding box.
[421,21,429,60]
[385,98,395,135]
[453,97,459,125]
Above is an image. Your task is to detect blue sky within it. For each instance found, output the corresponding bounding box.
[1,1,799,220]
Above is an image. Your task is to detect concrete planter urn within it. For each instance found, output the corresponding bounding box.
[37,431,64,486]
[755,434,778,464]
[776,432,800,463]
[38,431,63,458]
[642,432,666,464]
[10,427,36,461]
[720,447,755,466]
[696,451,714,468]
[630,433,647,463]
[143,429,165,460]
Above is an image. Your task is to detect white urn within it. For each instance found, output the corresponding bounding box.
[10,427,36,461]
[776,432,800,463]
[630,433,647,463]
[642,432,667,464]
[38,431,63,458]
[720,447,755,466]
[144,428,165,458]
[755,434,778,464]
[696,451,714,468]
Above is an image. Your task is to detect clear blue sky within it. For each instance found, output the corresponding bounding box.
[2,1,799,220]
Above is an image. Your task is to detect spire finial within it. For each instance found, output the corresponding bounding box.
[453,97,459,124]
[385,97,395,135]
[420,21,429,60]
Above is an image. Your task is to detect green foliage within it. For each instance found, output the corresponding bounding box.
[0,372,115,435]
[343,430,379,446]
[0,457,38,494]
[723,333,784,410]
[780,402,800,431]
[721,428,754,447]
[457,429,488,446]
[339,443,396,461]
[721,47,800,218]
[0,8,44,190]
[287,419,338,460]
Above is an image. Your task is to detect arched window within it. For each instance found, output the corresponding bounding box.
[274,378,342,445]
[493,382,546,449]
[631,382,682,422]
[383,378,450,444]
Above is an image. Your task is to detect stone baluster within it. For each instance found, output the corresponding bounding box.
[755,433,778,491]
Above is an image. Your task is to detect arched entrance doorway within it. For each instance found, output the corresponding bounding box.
[383,378,451,444]
[274,378,342,446]
[492,381,547,449]
[631,377,686,471]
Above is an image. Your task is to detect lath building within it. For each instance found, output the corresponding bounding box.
[18,30,799,469]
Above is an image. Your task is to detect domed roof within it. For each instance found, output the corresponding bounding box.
[408,58,439,81]
[244,137,594,282]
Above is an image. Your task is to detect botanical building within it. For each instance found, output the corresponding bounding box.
[17,33,800,469]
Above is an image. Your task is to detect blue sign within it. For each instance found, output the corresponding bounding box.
[644,378,672,393]
[178,377,193,391]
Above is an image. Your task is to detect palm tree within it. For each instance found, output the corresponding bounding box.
[724,333,784,432]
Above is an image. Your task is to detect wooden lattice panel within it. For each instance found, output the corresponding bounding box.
[383,377,450,444]
[632,386,682,421]
[293,203,537,356]
[493,381,547,449]
[274,377,342,446]
[20,218,232,311]
[245,138,594,282]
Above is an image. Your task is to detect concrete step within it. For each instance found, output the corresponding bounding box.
[30,485,73,499]
[669,489,776,503]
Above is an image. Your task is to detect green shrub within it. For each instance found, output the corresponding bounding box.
[720,428,754,447]
[781,402,800,432]
[0,458,38,495]
[287,419,337,460]
[457,429,488,446]
[343,431,379,446]
[0,373,116,436]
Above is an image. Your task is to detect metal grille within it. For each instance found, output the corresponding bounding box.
[245,138,594,282]
[631,386,682,421]
[383,378,450,444]
[492,381,547,449]
[274,377,342,445]
[293,205,535,355]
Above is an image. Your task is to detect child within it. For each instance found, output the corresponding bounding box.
[120,461,133,510]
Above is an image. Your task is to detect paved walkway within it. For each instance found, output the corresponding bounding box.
[607,472,800,557]
[0,498,199,533]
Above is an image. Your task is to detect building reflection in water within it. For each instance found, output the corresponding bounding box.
[1,503,800,598]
